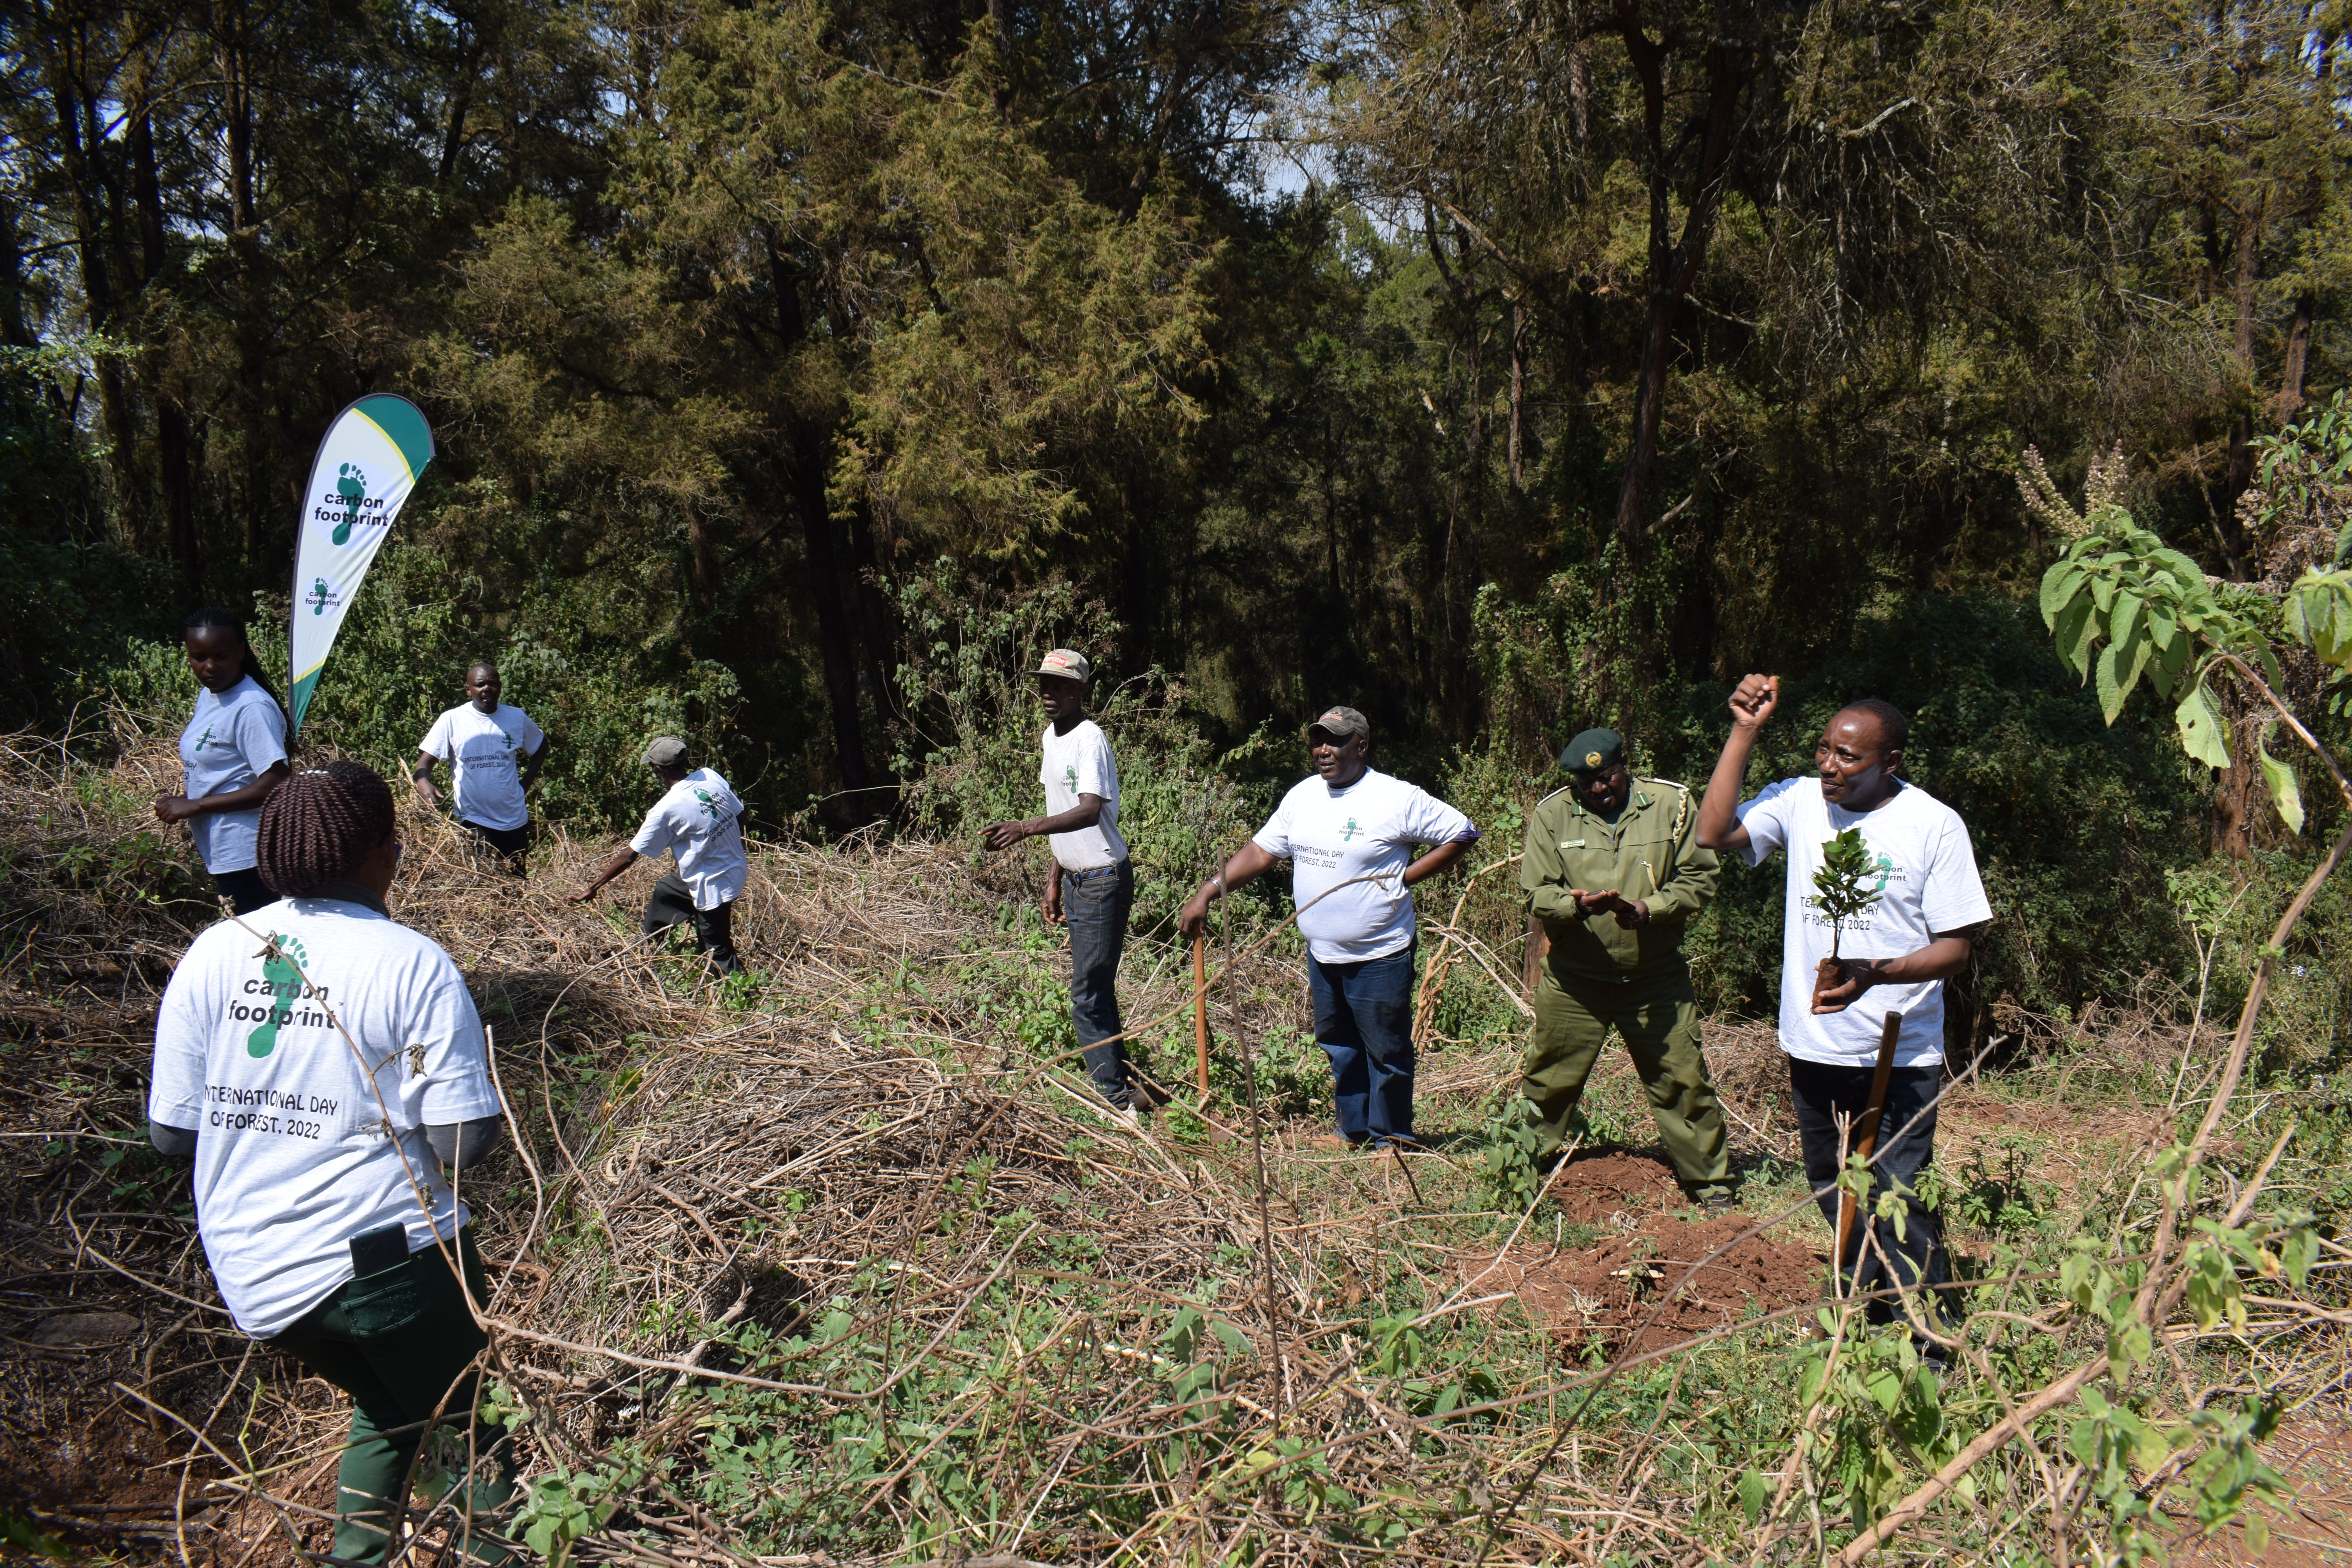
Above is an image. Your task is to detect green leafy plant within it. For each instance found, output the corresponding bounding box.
[1476,1096,1543,1218]
[514,1468,625,1566]
[1807,827,1884,993]
[2027,464,2311,829]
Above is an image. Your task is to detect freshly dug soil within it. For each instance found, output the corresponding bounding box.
[1546,1148,1687,1227]
[1475,1149,1824,1358]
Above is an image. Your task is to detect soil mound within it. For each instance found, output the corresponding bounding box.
[1477,1149,1822,1358]
[1490,1215,1823,1357]
[1548,1147,1688,1225]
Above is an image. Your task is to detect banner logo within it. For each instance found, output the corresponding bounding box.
[306,578,340,616]
[332,463,368,545]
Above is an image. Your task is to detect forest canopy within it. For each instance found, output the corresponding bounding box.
[4,0,2348,1028]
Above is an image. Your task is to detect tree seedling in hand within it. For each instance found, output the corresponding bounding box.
[1809,826,1884,1000]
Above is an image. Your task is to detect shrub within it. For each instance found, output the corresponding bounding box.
[82,542,744,831]
[890,559,1281,937]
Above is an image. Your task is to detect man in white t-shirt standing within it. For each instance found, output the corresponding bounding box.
[983,649,1137,1114]
[413,662,550,871]
[1695,678,1991,1344]
[573,738,749,976]
[1180,707,1478,1149]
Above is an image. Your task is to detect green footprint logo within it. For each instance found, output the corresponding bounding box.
[694,788,719,819]
[246,935,311,1059]
[331,463,368,546]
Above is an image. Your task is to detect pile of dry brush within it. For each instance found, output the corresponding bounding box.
[3,724,2347,1567]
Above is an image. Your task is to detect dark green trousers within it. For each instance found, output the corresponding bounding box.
[1522,962,1731,1198]
[268,1228,514,1564]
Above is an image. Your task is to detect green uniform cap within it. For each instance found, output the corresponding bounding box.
[1561,728,1624,774]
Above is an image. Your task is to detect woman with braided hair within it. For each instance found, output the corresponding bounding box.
[149,762,516,1564]
[154,607,290,914]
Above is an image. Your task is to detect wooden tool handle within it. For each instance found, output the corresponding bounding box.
[1855,1009,1903,1160]
[1193,935,1210,1095]
[1834,1010,1907,1295]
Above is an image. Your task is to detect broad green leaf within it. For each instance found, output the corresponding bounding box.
[2096,641,2127,724]
[2153,632,2191,696]
[2053,595,2096,678]
[2110,591,2143,649]
[1738,1468,1769,1523]
[2147,604,2178,652]
[2176,685,2232,769]
[2122,623,2154,698]
[2257,738,2305,834]
[2040,561,2084,628]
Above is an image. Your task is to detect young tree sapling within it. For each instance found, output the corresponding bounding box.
[1809,826,1884,996]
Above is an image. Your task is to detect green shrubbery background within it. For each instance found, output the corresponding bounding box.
[58,544,2351,1068]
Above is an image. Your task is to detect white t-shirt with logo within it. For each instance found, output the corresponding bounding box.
[1736,778,1994,1068]
[178,678,289,874]
[1253,769,1478,964]
[629,768,748,910]
[419,702,546,831]
[149,898,501,1338]
[1038,719,1128,871]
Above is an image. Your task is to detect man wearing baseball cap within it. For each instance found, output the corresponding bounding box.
[572,737,749,977]
[1519,728,1733,1205]
[983,650,1138,1118]
[1179,706,1478,1149]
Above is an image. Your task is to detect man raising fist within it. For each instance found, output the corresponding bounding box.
[1695,677,1991,1355]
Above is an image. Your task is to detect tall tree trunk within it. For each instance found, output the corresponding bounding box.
[217,0,270,570]
[846,503,897,736]
[133,102,201,603]
[1508,300,1525,492]
[48,50,141,549]
[1121,483,1152,671]
[0,191,33,348]
[792,430,873,794]
[1611,9,1747,548]
[438,12,482,186]
[763,240,870,793]
[2276,293,2314,416]
[2231,205,2260,367]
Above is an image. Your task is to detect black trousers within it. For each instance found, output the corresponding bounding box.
[1789,1057,1951,1328]
[643,872,741,976]
[458,818,530,868]
[211,866,275,915]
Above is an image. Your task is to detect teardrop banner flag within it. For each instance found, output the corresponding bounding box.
[287,394,435,736]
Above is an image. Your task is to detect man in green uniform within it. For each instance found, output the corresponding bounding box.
[1519,728,1734,1205]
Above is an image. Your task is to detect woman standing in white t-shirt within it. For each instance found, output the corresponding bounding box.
[1179,706,1478,1149]
[152,608,290,915]
[149,762,514,1563]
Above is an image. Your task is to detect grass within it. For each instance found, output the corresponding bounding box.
[0,720,2345,1566]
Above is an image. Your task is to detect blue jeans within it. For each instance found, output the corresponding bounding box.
[1307,944,1417,1143]
[1064,860,1133,1108]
